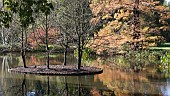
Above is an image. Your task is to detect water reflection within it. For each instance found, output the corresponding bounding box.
[1,53,170,95]
[1,74,114,96]
[0,53,114,96]
[89,56,170,95]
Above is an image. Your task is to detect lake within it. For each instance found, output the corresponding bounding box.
[0,52,169,96]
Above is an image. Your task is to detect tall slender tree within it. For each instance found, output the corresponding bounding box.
[2,0,35,67]
[2,0,54,68]
[34,0,54,69]
[75,0,94,69]
[57,0,94,69]
[56,0,74,66]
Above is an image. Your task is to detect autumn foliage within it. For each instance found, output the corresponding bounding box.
[88,0,170,55]
[27,28,60,49]
[24,0,170,54]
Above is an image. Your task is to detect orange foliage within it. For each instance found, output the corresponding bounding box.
[27,28,60,49]
[26,56,44,66]
[26,55,63,66]
[89,0,170,55]
[90,88,102,96]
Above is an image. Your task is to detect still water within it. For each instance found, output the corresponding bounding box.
[0,53,169,96]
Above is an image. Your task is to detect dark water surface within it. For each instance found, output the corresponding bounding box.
[0,53,169,96]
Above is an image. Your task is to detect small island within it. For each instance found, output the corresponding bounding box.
[8,65,103,75]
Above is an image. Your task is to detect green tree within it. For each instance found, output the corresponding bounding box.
[34,0,54,51]
[34,0,54,69]
[56,0,75,66]
[57,0,94,69]
[3,0,35,67]
[74,0,94,69]
[2,0,54,68]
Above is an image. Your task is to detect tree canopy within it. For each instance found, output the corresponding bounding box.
[0,0,170,55]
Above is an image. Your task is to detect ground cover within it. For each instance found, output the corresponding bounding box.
[8,65,103,75]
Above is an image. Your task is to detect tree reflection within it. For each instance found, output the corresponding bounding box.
[47,76,50,95]
[22,74,26,96]
[1,54,10,91]
[0,72,115,96]
[78,77,81,96]
[63,76,68,96]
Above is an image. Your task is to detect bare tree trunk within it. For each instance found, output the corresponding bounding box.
[1,27,5,46]
[76,0,82,70]
[21,28,27,68]
[1,27,10,50]
[63,45,68,66]
[47,76,50,95]
[77,36,82,69]
[45,14,49,51]
[63,32,68,66]
[45,14,50,69]
[24,28,28,50]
